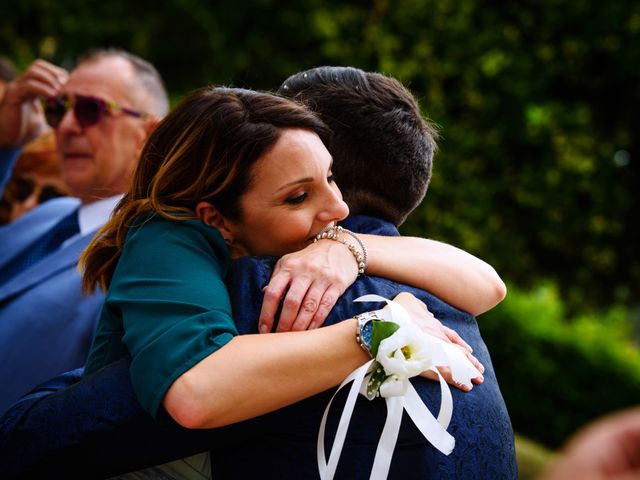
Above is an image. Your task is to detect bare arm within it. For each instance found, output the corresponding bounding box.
[163,319,363,428]
[163,293,483,429]
[362,234,506,316]
[260,233,506,333]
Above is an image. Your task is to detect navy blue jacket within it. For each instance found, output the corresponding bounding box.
[218,215,517,479]
[0,215,516,479]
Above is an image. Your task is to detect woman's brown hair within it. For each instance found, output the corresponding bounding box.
[80,87,329,293]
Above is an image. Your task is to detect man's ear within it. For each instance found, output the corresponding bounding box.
[195,201,235,242]
[143,117,161,136]
[135,117,162,157]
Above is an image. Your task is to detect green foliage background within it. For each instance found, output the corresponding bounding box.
[481,283,640,448]
[3,0,637,312]
[2,0,639,450]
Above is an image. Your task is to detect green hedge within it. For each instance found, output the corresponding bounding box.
[514,434,555,480]
[479,283,640,448]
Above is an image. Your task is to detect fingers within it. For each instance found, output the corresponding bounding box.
[282,279,343,332]
[26,60,68,91]
[450,338,485,381]
[311,285,341,328]
[430,366,479,388]
[7,60,68,104]
[260,242,356,333]
[443,326,473,353]
[258,270,291,333]
[289,282,330,331]
[393,291,485,382]
[277,276,315,332]
[0,59,68,147]
[260,269,331,333]
[420,368,440,384]
[260,275,343,333]
[392,291,420,307]
[420,366,470,392]
[470,357,485,379]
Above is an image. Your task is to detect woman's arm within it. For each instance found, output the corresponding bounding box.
[362,234,507,316]
[260,233,506,332]
[163,293,483,429]
[110,221,482,428]
[164,319,363,428]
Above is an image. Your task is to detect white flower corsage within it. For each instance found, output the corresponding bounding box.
[362,294,479,399]
[317,294,482,480]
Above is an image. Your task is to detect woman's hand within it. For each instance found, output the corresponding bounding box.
[392,292,484,391]
[259,239,358,333]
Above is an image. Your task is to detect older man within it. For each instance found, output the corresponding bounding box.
[0,49,168,414]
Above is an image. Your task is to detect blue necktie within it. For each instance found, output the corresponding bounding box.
[0,209,80,286]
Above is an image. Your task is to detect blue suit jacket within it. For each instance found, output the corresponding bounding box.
[0,216,516,479]
[0,148,104,415]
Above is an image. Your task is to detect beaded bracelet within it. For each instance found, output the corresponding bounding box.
[314,225,368,274]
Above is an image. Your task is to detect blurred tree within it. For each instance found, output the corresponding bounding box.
[480,283,640,448]
[1,0,638,314]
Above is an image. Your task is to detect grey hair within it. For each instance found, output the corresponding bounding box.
[78,48,169,117]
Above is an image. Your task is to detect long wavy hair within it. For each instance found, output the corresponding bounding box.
[80,87,330,293]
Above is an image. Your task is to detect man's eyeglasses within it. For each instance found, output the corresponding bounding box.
[41,94,150,128]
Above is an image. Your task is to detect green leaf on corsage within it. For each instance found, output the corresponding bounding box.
[370,320,400,357]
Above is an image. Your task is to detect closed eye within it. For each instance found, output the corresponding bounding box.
[285,192,308,205]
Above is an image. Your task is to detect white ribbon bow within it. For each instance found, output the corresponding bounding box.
[317,294,480,480]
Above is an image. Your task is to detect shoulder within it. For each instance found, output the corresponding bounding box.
[341,215,400,237]
[128,215,223,244]
[129,215,227,257]
[116,215,231,281]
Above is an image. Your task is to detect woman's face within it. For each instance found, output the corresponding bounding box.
[226,128,349,257]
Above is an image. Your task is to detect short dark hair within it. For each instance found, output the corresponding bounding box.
[278,66,437,226]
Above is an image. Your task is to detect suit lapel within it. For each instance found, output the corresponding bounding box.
[0,198,80,269]
[0,230,95,303]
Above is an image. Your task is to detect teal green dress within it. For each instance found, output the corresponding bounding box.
[84,215,237,418]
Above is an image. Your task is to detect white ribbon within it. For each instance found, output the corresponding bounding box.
[317,295,479,480]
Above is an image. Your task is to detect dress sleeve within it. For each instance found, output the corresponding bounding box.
[108,219,237,417]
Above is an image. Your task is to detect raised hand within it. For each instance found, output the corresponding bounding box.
[0,59,68,147]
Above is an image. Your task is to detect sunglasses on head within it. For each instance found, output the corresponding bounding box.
[41,94,150,128]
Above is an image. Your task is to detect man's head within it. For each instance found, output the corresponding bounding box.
[278,66,437,226]
[51,49,168,203]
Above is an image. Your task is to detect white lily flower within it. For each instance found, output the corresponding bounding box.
[377,324,434,379]
[379,375,409,397]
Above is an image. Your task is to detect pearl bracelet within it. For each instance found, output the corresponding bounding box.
[314,225,368,274]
